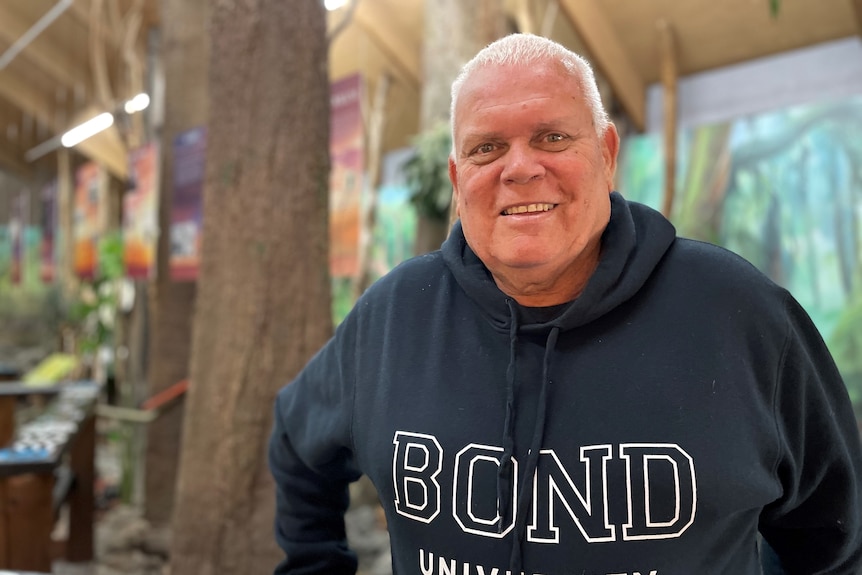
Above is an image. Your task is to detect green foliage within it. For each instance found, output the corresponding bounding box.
[331,276,353,327]
[69,231,125,355]
[0,225,65,349]
[830,288,862,407]
[374,194,416,271]
[770,0,781,18]
[402,121,453,222]
[98,231,125,281]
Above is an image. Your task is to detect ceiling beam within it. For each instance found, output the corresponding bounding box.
[0,70,58,130]
[0,69,128,179]
[0,145,33,180]
[352,1,421,87]
[0,4,82,89]
[557,0,645,131]
[67,106,128,179]
[67,0,121,52]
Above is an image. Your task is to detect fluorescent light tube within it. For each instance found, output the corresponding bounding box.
[61,112,114,148]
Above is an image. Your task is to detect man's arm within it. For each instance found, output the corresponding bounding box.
[759,294,862,574]
[268,325,362,574]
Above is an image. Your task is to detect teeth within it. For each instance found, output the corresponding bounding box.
[503,203,555,215]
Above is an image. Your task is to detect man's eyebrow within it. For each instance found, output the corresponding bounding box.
[532,120,569,131]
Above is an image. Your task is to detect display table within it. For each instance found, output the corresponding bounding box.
[0,382,98,572]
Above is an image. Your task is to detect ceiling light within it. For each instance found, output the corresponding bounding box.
[61,112,114,148]
[324,0,347,11]
[124,93,150,114]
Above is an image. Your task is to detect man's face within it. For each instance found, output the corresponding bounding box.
[449,61,620,302]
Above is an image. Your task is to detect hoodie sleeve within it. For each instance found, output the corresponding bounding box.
[268,316,362,574]
[759,293,862,574]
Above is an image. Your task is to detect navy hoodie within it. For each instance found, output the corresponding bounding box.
[269,193,862,574]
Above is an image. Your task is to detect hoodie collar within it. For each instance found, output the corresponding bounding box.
[442,192,676,332]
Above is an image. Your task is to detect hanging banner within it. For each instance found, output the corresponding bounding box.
[40,180,57,283]
[329,73,363,278]
[73,162,103,280]
[124,142,160,280]
[170,127,206,282]
[10,191,28,285]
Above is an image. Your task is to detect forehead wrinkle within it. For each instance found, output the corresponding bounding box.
[467,94,554,114]
[461,117,572,145]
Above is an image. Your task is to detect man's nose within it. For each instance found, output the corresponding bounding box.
[500,143,545,185]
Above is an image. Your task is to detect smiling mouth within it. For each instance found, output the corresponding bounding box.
[501,203,556,216]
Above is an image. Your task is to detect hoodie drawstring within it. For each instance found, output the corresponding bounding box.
[496,299,520,534]
[507,325,560,572]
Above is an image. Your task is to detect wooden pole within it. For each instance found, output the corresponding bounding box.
[57,148,76,298]
[852,0,862,37]
[0,397,14,447]
[657,19,678,219]
[513,0,536,34]
[66,414,95,562]
[352,72,391,300]
[0,480,8,567]
[6,473,55,571]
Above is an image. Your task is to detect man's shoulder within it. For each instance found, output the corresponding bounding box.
[669,237,776,281]
[359,250,450,301]
[661,237,788,302]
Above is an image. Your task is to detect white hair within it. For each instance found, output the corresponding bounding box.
[450,34,610,144]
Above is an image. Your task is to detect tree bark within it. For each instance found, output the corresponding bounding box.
[143,0,209,526]
[415,0,507,255]
[169,1,332,573]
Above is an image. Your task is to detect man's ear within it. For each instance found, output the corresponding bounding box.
[601,123,620,191]
[448,155,460,218]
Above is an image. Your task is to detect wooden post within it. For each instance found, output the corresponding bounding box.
[66,413,96,562]
[352,72,391,300]
[657,19,678,219]
[852,0,862,37]
[57,148,77,299]
[6,473,55,572]
[0,481,9,567]
[513,0,536,34]
[0,397,14,447]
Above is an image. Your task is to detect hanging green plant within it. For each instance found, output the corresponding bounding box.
[69,230,125,355]
[769,0,781,18]
[402,121,453,222]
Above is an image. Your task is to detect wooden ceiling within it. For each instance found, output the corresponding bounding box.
[0,0,158,182]
[0,0,859,182]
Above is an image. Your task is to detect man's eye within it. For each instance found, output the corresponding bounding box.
[539,132,570,151]
[476,143,495,154]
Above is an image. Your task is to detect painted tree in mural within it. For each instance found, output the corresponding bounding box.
[663,100,862,420]
[169,1,332,572]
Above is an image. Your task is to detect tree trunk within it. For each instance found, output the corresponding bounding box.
[421,0,506,130]
[169,1,332,573]
[143,0,209,526]
[415,0,507,255]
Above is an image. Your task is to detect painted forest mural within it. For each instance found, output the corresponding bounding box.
[618,95,862,424]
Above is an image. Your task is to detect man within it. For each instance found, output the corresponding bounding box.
[269,34,862,574]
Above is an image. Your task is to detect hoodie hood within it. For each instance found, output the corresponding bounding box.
[442,192,676,330]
